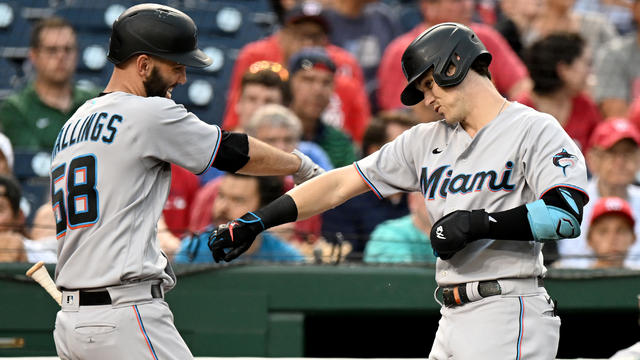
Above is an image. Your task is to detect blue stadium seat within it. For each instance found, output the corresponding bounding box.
[171,74,228,127]
[184,3,269,50]
[0,57,19,99]
[0,1,31,52]
[54,3,131,33]
[13,150,51,223]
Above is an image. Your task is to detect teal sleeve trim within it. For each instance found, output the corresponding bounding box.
[525,199,581,242]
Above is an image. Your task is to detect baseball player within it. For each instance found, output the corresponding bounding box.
[49,4,322,360]
[209,23,589,360]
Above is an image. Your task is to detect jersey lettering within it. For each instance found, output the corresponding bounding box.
[421,161,516,199]
[51,154,100,237]
[52,112,123,158]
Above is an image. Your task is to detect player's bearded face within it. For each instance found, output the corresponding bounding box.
[143,66,172,98]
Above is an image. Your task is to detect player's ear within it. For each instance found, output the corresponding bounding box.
[135,54,153,77]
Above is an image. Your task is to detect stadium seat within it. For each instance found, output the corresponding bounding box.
[0,1,31,57]
[0,57,19,99]
[54,3,129,33]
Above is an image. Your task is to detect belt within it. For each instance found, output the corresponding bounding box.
[442,278,544,308]
[77,284,163,306]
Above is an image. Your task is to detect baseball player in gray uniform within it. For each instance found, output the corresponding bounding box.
[208,23,589,360]
[50,4,322,360]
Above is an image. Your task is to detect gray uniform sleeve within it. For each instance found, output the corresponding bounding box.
[136,97,221,174]
[355,125,422,198]
[521,113,588,198]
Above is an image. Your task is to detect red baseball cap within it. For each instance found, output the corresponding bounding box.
[590,196,635,227]
[589,117,640,150]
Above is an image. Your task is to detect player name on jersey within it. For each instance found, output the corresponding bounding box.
[52,112,123,158]
[420,161,516,200]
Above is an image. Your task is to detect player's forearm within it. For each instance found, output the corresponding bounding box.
[288,165,369,220]
[237,136,301,175]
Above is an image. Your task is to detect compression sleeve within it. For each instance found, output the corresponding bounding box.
[484,187,586,242]
[211,131,250,173]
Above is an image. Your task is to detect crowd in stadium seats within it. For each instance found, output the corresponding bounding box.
[1,0,640,269]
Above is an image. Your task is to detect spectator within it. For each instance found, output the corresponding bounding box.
[586,197,637,268]
[222,1,371,143]
[364,191,437,264]
[322,110,418,259]
[323,0,402,109]
[557,118,640,267]
[235,63,289,131]
[175,173,304,263]
[593,0,640,118]
[528,0,618,54]
[494,0,543,58]
[0,175,56,263]
[630,95,640,131]
[0,133,13,176]
[162,164,201,238]
[0,17,99,151]
[574,0,635,35]
[377,0,531,111]
[287,47,358,168]
[518,33,601,152]
[189,104,329,243]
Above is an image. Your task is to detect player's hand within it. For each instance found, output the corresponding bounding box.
[292,149,325,185]
[208,212,265,262]
[430,210,490,260]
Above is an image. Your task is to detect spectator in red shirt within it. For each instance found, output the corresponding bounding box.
[162,164,201,238]
[376,0,531,111]
[222,1,370,143]
[517,32,602,152]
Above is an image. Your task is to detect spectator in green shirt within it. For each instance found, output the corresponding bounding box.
[288,47,357,167]
[364,191,437,264]
[0,17,98,151]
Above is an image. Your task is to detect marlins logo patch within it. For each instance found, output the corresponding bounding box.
[553,148,577,176]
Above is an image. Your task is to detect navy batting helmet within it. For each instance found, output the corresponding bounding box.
[107,3,212,68]
[400,22,492,106]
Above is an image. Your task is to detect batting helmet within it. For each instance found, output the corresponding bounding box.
[400,22,492,106]
[107,3,212,68]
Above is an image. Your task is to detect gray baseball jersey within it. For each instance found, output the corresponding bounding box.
[356,102,588,286]
[50,91,221,290]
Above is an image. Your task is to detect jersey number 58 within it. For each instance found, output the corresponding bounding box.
[50,154,99,239]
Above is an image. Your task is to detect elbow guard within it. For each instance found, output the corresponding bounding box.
[525,187,585,242]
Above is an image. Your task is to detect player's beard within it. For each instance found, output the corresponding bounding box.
[143,67,171,98]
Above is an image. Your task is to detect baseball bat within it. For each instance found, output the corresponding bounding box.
[26,261,61,306]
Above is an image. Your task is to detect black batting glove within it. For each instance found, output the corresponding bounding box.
[430,209,490,260]
[208,212,265,263]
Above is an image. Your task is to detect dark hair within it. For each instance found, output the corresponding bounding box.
[524,32,586,95]
[362,110,420,156]
[470,55,492,80]
[227,173,284,207]
[240,69,289,103]
[30,17,75,49]
[0,175,21,217]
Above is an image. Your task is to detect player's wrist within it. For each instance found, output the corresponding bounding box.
[253,194,298,230]
[468,209,490,240]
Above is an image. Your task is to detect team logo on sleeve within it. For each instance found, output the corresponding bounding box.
[552,149,576,176]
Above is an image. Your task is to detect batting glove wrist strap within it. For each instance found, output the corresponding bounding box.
[430,209,490,260]
[292,149,325,185]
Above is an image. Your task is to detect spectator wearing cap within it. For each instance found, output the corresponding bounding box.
[0,133,13,176]
[0,17,99,151]
[517,32,602,152]
[556,118,640,268]
[593,0,640,118]
[323,0,402,110]
[287,47,357,168]
[376,0,531,112]
[222,1,371,143]
[586,197,637,269]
